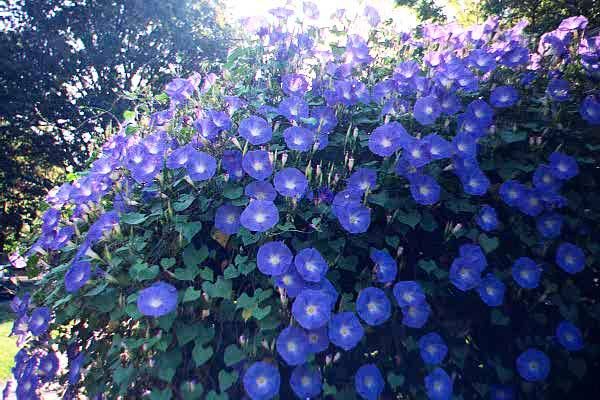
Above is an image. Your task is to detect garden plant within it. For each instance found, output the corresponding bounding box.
[5,3,600,400]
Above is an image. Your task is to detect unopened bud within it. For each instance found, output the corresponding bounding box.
[281,153,288,168]
[348,157,355,172]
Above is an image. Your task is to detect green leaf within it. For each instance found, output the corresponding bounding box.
[224,344,246,367]
[182,244,209,269]
[180,381,204,399]
[223,265,240,280]
[238,261,256,276]
[479,234,499,254]
[205,391,229,400]
[252,305,271,320]
[173,194,195,212]
[499,130,527,143]
[149,389,172,400]
[491,309,510,325]
[418,259,437,274]
[223,185,244,200]
[177,221,202,243]
[387,372,405,390]
[218,369,239,392]
[202,277,232,299]
[182,287,202,303]
[192,342,213,367]
[129,262,159,281]
[396,210,421,228]
[568,357,587,379]
[123,110,136,121]
[177,323,201,346]
[160,257,176,269]
[121,212,149,225]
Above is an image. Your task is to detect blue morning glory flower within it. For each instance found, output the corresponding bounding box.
[214,204,242,235]
[418,332,448,365]
[368,122,411,157]
[305,327,329,354]
[306,278,339,308]
[222,150,244,181]
[460,167,490,196]
[469,49,496,73]
[489,385,515,400]
[292,289,332,329]
[457,113,486,137]
[337,202,371,234]
[533,164,562,192]
[409,173,441,205]
[424,367,453,400]
[356,287,391,326]
[16,372,39,399]
[137,281,178,317]
[208,110,232,132]
[393,281,426,307]
[516,188,544,216]
[555,242,585,274]
[276,326,309,366]
[450,257,482,291]
[347,168,377,193]
[332,189,362,218]
[499,180,526,207]
[511,257,542,289]
[439,92,462,115]
[38,352,59,382]
[490,85,519,108]
[370,248,397,283]
[556,320,584,351]
[423,134,453,160]
[186,151,217,181]
[65,261,92,293]
[282,73,309,96]
[279,96,309,122]
[284,126,314,152]
[166,145,194,169]
[413,95,442,125]
[126,145,162,184]
[245,181,277,201]
[403,139,432,168]
[546,78,570,102]
[476,205,498,232]
[275,268,305,298]
[294,248,328,282]
[242,150,273,181]
[194,117,219,141]
[308,106,338,134]
[68,352,85,385]
[257,241,293,276]
[243,361,280,400]
[465,99,494,127]
[28,307,51,336]
[165,77,195,105]
[355,364,385,400]
[536,212,563,239]
[401,302,431,328]
[274,168,308,198]
[290,364,322,399]
[580,95,600,125]
[477,274,505,307]
[239,116,273,145]
[240,200,279,232]
[516,348,550,382]
[548,152,579,180]
[329,312,364,351]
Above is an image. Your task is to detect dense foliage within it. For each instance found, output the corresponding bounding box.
[0,0,230,251]
[6,3,600,400]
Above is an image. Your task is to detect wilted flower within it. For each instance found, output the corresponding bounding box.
[424,367,453,400]
[418,332,448,365]
[276,326,309,366]
[355,364,384,400]
[214,204,242,235]
[511,257,542,289]
[356,287,391,326]
[329,312,364,351]
[243,361,280,400]
[555,242,585,274]
[137,282,178,317]
[240,200,279,232]
[516,348,550,382]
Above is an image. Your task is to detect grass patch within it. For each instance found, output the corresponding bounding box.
[0,302,17,382]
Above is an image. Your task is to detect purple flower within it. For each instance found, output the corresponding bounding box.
[166,145,194,169]
[302,1,319,19]
[368,122,411,157]
[401,302,431,328]
[332,189,362,217]
[239,116,273,145]
[533,164,562,192]
[347,168,376,193]
[65,261,92,293]
[423,134,453,160]
[477,274,505,306]
[536,212,563,239]
[186,151,217,181]
[279,96,309,121]
[208,110,232,131]
[465,99,494,128]
[500,180,526,207]
[418,332,448,365]
[548,152,578,180]
[355,364,384,400]
[274,168,308,198]
[257,241,293,276]
[240,200,279,232]
[137,281,178,317]
[558,15,588,31]
[294,248,328,282]
[356,287,391,326]
[276,326,309,366]
[308,106,338,134]
[476,205,498,231]
[490,385,515,400]
[165,77,195,105]
[306,327,329,354]
[413,95,442,125]
[393,281,425,307]
[556,242,585,274]
[329,312,364,351]
[290,364,322,399]
[546,78,570,102]
[245,181,277,201]
[28,307,51,336]
[556,321,584,351]
[450,257,482,291]
[424,367,453,400]
[409,174,441,205]
[403,139,432,168]
[502,46,529,67]
[337,203,371,234]
[126,145,162,184]
[10,293,30,316]
[516,349,550,382]
[282,74,309,96]
[292,289,332,329]
[580,95,600,125]
[370,248,397,283]
[460,168,490,196]
[512,257,542,289]
[490,86,519,108]
[516,188,544,216]
[469,49,496,73]
[243,361,280,400]
[38,352,59,382]
[222,150,245,181]
[283,126,314,152]
[242,150,273,180]
[275,268,305,297]
[214,204,242,235]
[363,5,380,26]
[193,116,218,141]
